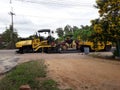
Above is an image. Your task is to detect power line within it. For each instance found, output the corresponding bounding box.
[15,0,93,7]
[15,14,92,20]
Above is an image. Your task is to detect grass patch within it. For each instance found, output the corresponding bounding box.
[0,60,60,90]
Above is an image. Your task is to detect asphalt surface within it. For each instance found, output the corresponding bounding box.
[0,50,19,74]
[0,49,114,75]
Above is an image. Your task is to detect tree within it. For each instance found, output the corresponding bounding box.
[72,26,79,39]
[79,25,93,41]
[56,27,64,38]
[85,26,93,41]
[64,25,73,35]
[91,0,120,56]
[56,25,93,41]
[73,26,79,33]
[1,26,18,49]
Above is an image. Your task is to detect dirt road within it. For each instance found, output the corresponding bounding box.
[17,52,120,90]
[0,50,120,90]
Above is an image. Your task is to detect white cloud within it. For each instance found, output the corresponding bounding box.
[0,0,99,37]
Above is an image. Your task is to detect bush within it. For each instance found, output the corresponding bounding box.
[113,50,119,57]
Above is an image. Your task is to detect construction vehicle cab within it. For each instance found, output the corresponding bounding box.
[16,29,57,53]
[64,34,74,48]
[32,29,55,52]
[57,34,78,52]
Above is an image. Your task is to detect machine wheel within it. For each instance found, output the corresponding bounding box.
[17,48,23,54]
[19,46,33,54]
[57,46,63,53]
[22,47,28,53]
[104,45,111,51]
[76,45,79,50]
[58,47,62,53]
[80,46,84,52]
[80,46,91,52]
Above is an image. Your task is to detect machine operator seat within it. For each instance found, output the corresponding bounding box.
[47,35,55,44]
[40,36,44,41]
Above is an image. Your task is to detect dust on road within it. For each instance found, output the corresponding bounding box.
[18,53,120,90]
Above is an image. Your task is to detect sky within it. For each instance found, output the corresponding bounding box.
[0,0,99,37]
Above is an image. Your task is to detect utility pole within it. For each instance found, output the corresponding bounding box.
[10,11,15,32]
[9,0,15,49]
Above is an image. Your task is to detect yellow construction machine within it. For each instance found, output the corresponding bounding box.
[77,40,112,52]
[16,29,61,53]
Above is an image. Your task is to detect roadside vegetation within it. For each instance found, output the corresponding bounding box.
[56,25,93,42]
[0,60,60,90]
[91,0,120,57]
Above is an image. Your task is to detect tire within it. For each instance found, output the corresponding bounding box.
[16,48,23,54]
[18,47,24,54]
[22,46,33,53]
[56,46,63,53]
[104,45,111,51]
[58,47,62,53]
[80,46,91,52]
[76,45,79,50]
[22,47,27,53]
[80,46,84,52]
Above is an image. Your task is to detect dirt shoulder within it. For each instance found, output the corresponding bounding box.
[44,53,120,90]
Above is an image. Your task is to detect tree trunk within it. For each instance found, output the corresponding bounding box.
[116,39,120,57]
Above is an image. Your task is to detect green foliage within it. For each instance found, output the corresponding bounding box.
[56,25,93,41]
[91,0,120,56]
[0,60,59,90]
[92,0,120,41]
[91,0,120,55]
[113,50,119,57]
[2,29,18,43]
[73,26,79,33]
[56,27,64,38]
[73,25,93,41]
[79,25,93,41]
[41,79,59,90]
[2,29,11,43]
[64,25,73,35]
[1,26,18,48]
